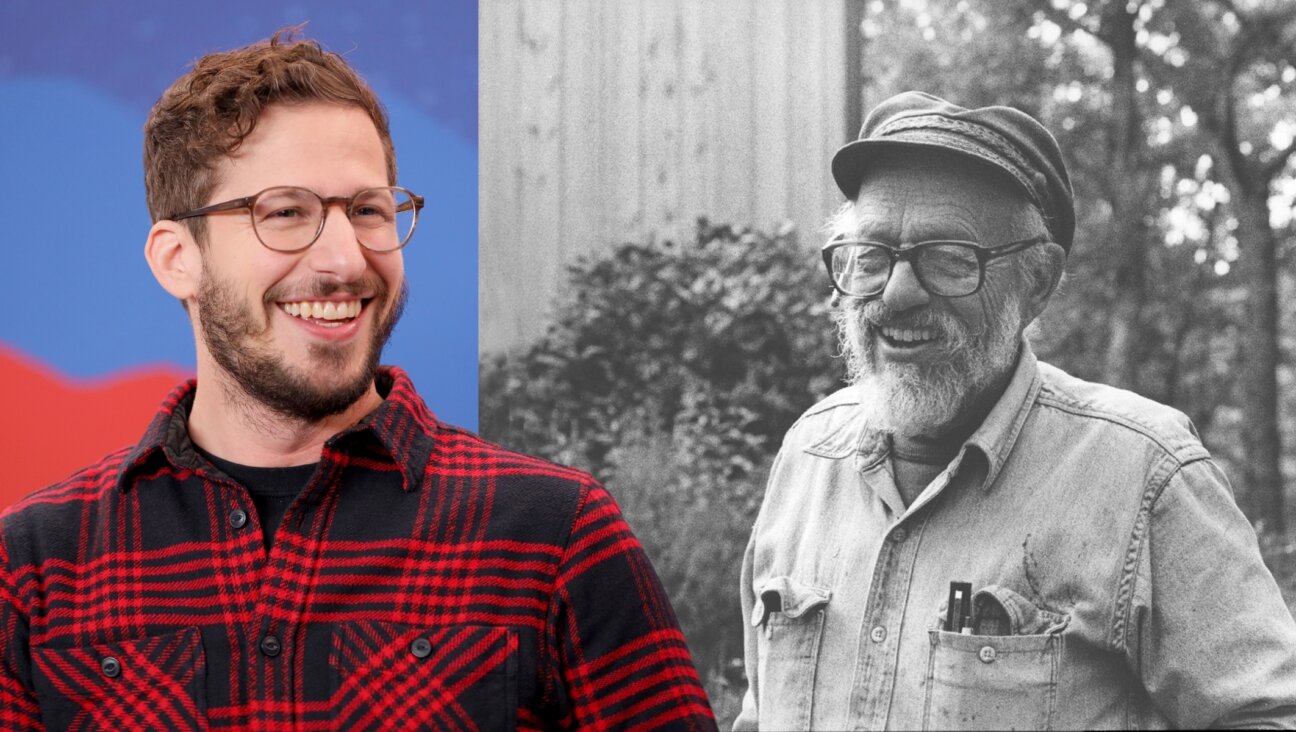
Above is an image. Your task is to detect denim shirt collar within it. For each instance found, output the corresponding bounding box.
[963,340,1042,491]
[803,339,1042,492]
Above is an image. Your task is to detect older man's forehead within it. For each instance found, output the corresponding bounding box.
[843,157,1040,244]
[844,196,985,243]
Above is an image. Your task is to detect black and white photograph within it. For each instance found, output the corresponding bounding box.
[480,1,1296,728]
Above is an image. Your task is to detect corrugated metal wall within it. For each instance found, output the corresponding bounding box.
[480,0,850,354]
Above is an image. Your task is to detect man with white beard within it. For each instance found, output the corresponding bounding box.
[735,91,1296,730]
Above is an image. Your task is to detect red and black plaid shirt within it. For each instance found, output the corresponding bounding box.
[0,367,715,730]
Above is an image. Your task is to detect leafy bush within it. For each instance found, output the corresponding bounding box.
[479,219,845,702]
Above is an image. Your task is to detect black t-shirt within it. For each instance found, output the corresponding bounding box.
[199,449,318,551]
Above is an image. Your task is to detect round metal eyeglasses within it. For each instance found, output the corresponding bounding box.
[167,185,424,253]
[821,235,1049,299]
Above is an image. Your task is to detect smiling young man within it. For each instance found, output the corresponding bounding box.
[0,34,714,730]
[735,92,1296,730]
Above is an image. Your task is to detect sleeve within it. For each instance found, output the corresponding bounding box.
[1132,456,1296,728]
[548,480,717,731]
[732,530,759,732]
[0,529,42,730]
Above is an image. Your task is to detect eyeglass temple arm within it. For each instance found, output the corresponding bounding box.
[398,194,425,214]
[168,197,255,222]
[985,235,1051,260]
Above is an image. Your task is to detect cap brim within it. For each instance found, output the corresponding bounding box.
[831,137,1027,204]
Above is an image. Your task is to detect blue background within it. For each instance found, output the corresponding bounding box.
[0,1,478,429]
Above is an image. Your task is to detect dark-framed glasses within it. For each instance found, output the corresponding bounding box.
[167,185,424,252]
[821,235,1049,298]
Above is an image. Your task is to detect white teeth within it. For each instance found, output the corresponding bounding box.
[880,326,935,344]
[279,300,362,321]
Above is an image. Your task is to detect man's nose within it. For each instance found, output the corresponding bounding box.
[305,204,368,281]
[880,260,931,312]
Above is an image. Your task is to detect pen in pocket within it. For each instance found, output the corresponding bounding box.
[945,581,972,633]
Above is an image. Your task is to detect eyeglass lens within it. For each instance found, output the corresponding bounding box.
[830,243,981,297]
[251,186,417,251]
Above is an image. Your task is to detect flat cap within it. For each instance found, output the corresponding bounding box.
[832,91,1075,252]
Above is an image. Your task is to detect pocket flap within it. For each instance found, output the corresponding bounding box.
[330,621,517,730]
[751,576,831,626]
[972,585,1069,636]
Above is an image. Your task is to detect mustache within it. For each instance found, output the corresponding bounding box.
[845,298,959,335]
[264,276,388,303]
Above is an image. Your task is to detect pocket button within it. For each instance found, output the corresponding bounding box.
[410,637,432,658]
[978,645,997,663]
[100,655,121,678]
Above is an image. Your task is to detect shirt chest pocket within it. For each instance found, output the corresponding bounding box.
[922,630,1062,731]
[752,576,831,731]
[328,621,518,731]
[32,626,207,731]
[922,585,1068,731]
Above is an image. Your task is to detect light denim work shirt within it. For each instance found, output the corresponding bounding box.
[736,342,1296,730]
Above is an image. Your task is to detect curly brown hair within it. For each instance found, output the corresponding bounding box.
[143,27,396,241]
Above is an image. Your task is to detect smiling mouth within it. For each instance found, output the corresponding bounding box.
[877,325,938,348]
[278,299,366,327]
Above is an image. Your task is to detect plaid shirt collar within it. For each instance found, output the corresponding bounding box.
[113,366,436,494]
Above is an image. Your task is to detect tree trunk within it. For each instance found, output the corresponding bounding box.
[845,0,865,142]
[1099,1,1150,393]
[1199,44,1290,534]
[1232,190,1286,534]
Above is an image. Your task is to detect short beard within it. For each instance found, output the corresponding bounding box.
[832,294,1021,437]
[196,268,407,424]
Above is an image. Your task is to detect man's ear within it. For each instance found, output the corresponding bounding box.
[145,220,202,301]
[1020,242,1065,323]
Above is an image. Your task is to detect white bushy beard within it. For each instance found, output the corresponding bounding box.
[832,294,1023,437]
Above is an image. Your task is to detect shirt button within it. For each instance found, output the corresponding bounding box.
[891,527,907,543]
[260,634,282,657]
[100,656,121,678]
[410,637,432,658]
[869,626,887,643]
[978,645,997,663]
[229,508,249,529]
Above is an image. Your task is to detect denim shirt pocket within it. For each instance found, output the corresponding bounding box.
[751,576,831,731]
[923,585,1068,731]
